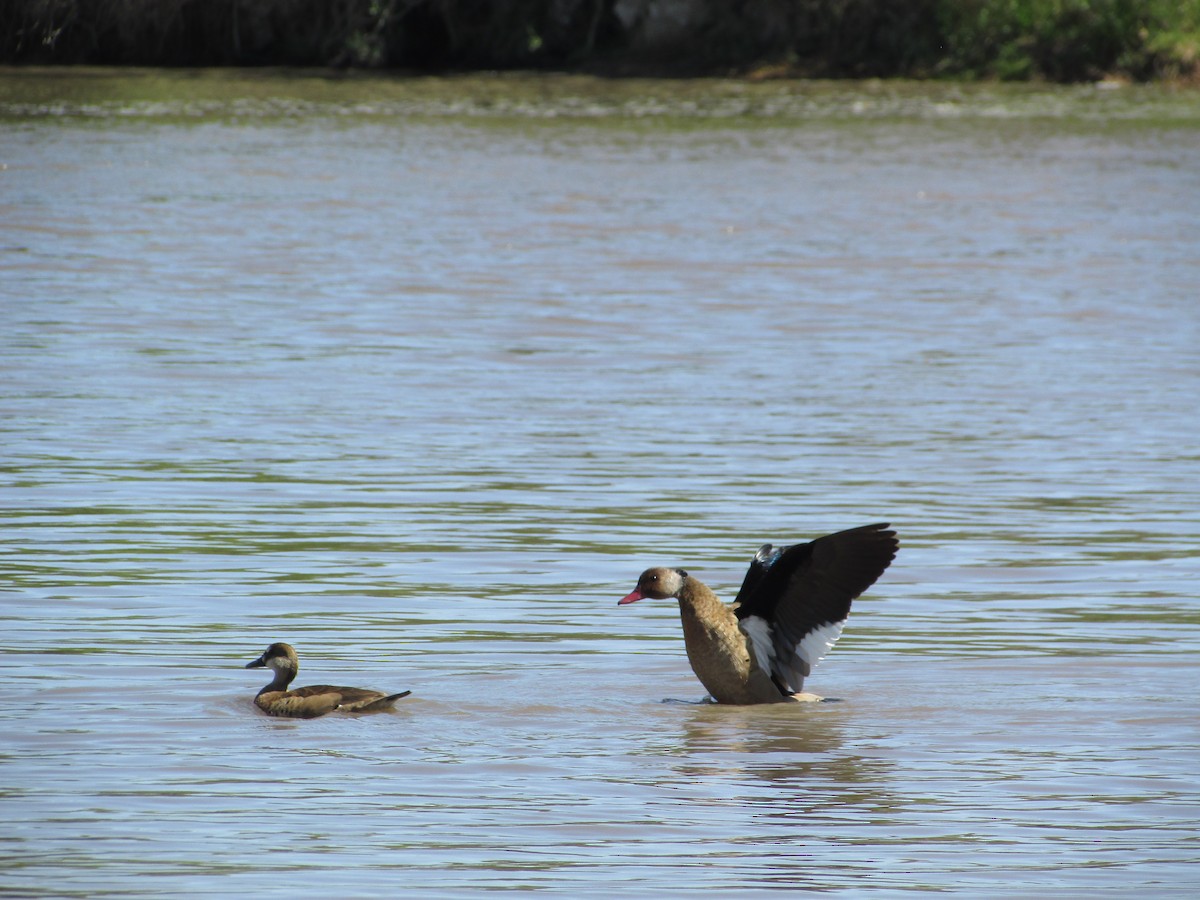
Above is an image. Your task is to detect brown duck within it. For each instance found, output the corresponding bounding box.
[245,642,411,718]
[618,523,898,704]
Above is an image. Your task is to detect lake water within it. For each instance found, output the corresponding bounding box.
[2,69,1199,896]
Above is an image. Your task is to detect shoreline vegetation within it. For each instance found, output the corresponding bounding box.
[2,0,1198,83]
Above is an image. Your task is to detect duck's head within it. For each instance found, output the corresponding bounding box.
[618,567,689,605]
[246,641,299,674]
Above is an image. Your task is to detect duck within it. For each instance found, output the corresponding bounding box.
[244,642,411,718]
[618,523,898,704]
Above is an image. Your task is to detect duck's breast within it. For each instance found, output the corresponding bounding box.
[679,603,782,704]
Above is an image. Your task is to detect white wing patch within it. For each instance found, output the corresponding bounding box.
[742,615,774,676]
[796,620,846,676]
[742,616,847,696]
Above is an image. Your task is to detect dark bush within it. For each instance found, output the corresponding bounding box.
[0,0,1196,80]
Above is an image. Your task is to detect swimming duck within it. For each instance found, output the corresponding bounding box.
[244,642,411,718]
[618,523,898,704]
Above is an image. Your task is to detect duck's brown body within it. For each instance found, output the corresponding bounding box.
[245,642,410,718]
[619,523,898,705]
[251,684,407,718]
[676,579,783,704]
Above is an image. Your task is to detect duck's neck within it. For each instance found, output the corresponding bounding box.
[258,665,296,695]
[676,578,731,626]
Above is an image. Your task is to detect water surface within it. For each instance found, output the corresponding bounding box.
[2,70,1199,896]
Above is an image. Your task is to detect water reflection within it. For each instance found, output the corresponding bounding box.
[670,702,892,797]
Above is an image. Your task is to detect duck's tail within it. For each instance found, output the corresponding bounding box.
[342,690,412,712]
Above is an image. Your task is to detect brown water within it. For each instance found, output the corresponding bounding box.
[2,70,1199,896]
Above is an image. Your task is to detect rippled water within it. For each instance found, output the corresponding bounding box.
[2,70,1199,896]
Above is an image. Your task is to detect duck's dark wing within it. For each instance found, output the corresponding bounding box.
[732,543,787,609]
[735,523,898,694]
[286,684,410,713]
